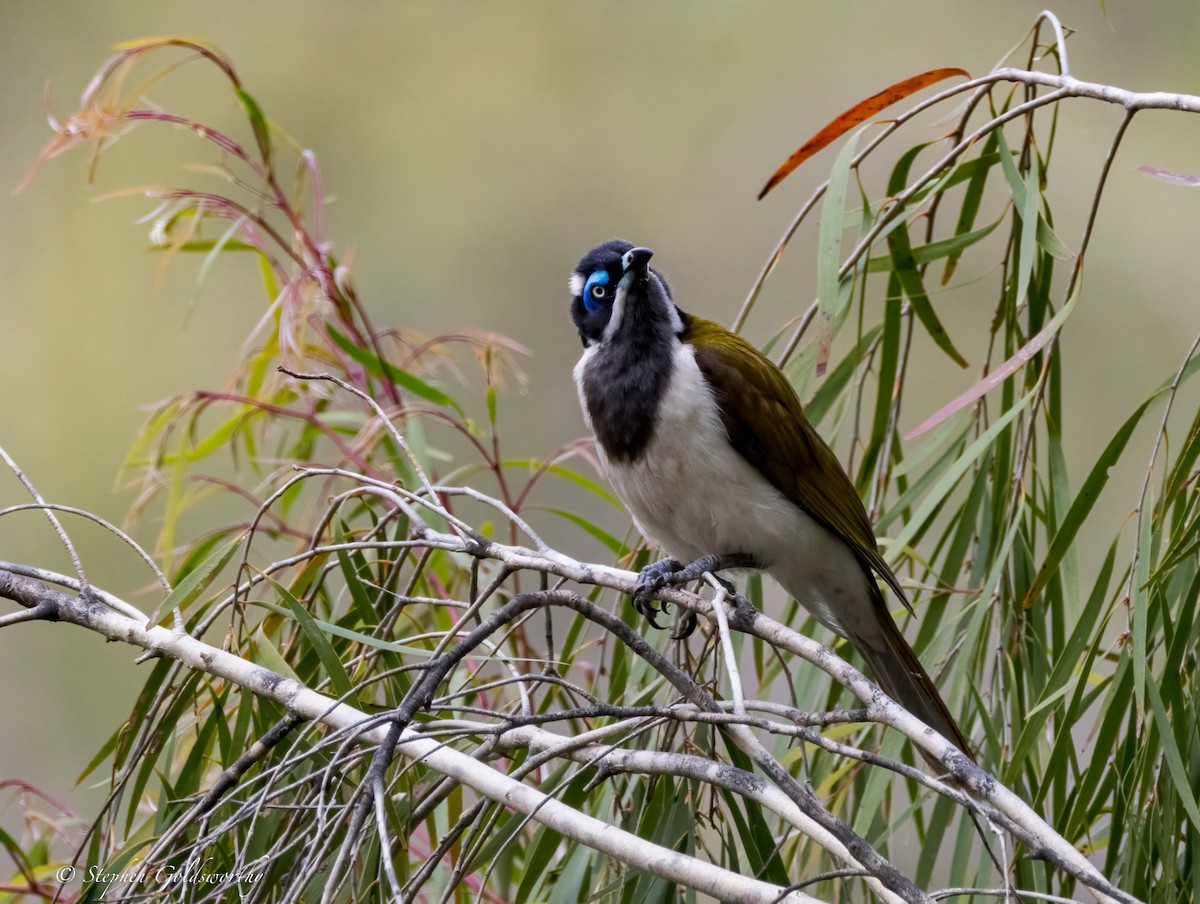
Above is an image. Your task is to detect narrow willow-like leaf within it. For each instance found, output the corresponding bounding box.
[174,707,219,802]
[208,684,234,773]
[1010,545,1115,771]
[718,740,790,885]
[545,507,630,555]
[235,86,272,166]
[1131,498,1153,717]
[250,599,449,657]
[181,410,255,463]
[153,237,258,253]
[805,323,882,425]
[877,415,971,531]
[335,526,378,628]
[859,277,902,486]
[500,458,623,508]
[145,531,243,626]
[943,134,1001,284]
[888,388,1034,557]
[514,769,589,902]
[76,726,121,785]
[865,217,1002,273]
[262,573,355,700]
[854,732,904,836]
[547,845,593,904]
[1015,151,1041,306]
[814,129,862,375]
[1066,656,1131,839]
[1022,397,1154,608]
[627,777,693,902]
[886,222,969,368]
[249,620,300,682]
[1146,678,1200,833]
[124,670,202,835]
[994,129,1073,259]
[327,324,464,413]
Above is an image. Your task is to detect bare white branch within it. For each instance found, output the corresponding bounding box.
[0,570,820,904]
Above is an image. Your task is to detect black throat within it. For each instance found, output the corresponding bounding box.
[580,290,678,464]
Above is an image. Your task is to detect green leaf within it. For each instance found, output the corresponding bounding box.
[1015,150,1040,307]
[1146,678,1200,833]
[327,325,464,414]
[186,410,254,462]
[805,324,882,426]
[335,526,379,628]
[124,670,202,834]
[249,599,433,657]
[886,223,969,368]
[814,127,862,375]
[1022,398,1153,608]
[858,275,903,485]
[146,531,244,626]
[235,86,272,166]
[943,135,1000,283]
[855,731,904,835]
[513,767,586,903]
[717,739,789,885]
[249,623,300,682]
[545,507,630,555]
[499,458,623,508]
[150,238,258,253]
[887,386,1035,560]
[995,130,1072,264]
[76,726,121,785]
[174,706,219,801]
[1131,500,1152,717]
[1010,545,1115,770]
[262,573,355,700]
[865,216,1002,273]
[547,845,593,904]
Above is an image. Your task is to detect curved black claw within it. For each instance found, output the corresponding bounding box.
[671,609,699,640]
[632,557,681,629]
[634,592,669,630]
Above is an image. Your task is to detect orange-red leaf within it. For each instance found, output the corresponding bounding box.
[757,67,970,200]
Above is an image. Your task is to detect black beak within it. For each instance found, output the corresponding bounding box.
[621,246,654,275]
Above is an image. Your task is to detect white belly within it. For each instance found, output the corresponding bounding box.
[575,343,872,637]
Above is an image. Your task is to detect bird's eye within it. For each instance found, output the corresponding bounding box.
[582,270,611,312]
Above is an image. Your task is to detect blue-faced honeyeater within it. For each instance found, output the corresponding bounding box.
[569,239,971,757]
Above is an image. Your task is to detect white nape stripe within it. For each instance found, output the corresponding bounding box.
[572,344,596,418]
[568,273,584,297]
[601,285,627,343]
[601,272,673,345]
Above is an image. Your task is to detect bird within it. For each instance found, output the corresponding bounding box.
[569,238,972,758]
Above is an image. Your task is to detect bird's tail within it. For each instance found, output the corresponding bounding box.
[848,592,974,762]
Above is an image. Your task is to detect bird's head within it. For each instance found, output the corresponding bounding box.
[569,239,680,348]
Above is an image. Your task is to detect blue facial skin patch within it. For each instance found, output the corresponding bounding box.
[583,270,610,312]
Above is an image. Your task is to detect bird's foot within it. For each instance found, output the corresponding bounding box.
[632,553,759,631]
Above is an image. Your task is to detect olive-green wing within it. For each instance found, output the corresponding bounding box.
[685,315,908,607]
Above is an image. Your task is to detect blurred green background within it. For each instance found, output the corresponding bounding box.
[2,0,1199,834]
